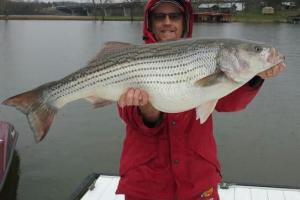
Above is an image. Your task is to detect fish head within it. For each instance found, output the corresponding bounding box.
[218,40,285,83]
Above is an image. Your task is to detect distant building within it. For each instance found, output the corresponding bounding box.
[281,1,297,9]
[102,2,144,17]
[198,2,245,13]
[262,6,274,14]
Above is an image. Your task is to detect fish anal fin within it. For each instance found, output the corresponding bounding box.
[196,100,218,124]
[85,96,113,108]
[195,70,224,87]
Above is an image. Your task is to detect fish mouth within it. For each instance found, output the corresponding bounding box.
[268,48,285,65]
[278,54,285,63]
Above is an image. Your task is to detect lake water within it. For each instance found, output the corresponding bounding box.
[0,21,299,200]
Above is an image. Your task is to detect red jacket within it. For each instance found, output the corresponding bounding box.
[116,84,263,200]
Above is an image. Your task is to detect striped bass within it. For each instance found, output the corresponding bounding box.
[2,38,284,142]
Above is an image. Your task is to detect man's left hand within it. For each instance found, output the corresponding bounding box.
[257,62,286,79]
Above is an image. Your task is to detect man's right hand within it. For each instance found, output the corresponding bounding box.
[118,88,161,123]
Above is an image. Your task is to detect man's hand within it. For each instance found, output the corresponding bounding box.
[118,88,161,123]
[257,62,286,79]
[118,88,149,108]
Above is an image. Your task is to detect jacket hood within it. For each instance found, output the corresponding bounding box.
[143,0,194,44]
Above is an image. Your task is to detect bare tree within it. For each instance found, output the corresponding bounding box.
[98,0,104,21]
[126,0,141,21]
[0,0,7,15]
[91,0,105,21]
[92,0,97,20]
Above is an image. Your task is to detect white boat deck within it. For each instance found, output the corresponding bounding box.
[80,175,300,200]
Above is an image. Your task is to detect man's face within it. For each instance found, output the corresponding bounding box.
[150,3,184,42]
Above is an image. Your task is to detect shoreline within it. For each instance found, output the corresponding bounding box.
[0,14,293,23]
[0,15,143,21]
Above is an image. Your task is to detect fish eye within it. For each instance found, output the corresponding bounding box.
[254,46,262,52]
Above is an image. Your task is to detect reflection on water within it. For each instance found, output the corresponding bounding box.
[0,21,299,200]
[0,152,20,200]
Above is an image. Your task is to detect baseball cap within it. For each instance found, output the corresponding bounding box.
[150,0,185,12]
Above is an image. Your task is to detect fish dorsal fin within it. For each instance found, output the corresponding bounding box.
[96,41,132,58]
[88,41,134,65]
[196,100,218,124]
[102,41,133,53]
[195,69,224,87]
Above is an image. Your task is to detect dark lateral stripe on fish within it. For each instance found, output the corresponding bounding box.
[47,48,218,101]
[64,46,214,83]
[79,41,216,76]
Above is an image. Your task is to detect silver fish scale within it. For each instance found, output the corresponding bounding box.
[46,40,221,103]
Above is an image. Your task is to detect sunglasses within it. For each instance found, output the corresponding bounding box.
[151,12,183,21]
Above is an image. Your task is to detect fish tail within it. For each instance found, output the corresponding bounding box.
[2,87,57,142]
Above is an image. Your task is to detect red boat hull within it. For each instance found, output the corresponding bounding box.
[0,121,18,191]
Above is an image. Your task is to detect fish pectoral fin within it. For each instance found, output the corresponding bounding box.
[196,100,218,124]
[85,96,113,108]
[195,70,224,87]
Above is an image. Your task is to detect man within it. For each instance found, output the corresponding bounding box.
[116,0,286,199]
